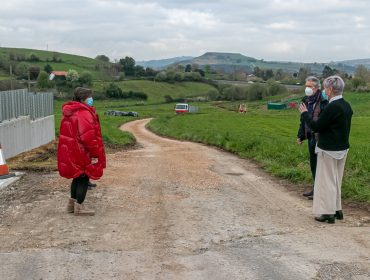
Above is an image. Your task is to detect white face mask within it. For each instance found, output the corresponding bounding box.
[305,87,314,96]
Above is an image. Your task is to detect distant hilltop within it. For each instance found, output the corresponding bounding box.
[138,51,370,74]
[136,56,194,69]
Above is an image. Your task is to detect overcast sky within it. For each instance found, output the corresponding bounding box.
[1,0,369,62]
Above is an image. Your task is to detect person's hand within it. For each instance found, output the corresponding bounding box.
[299,103,308,113]
[296,138,302,145]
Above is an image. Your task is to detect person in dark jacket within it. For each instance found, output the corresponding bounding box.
[57,87,106,216]
[297,76,328,199]
[299,75,353,224]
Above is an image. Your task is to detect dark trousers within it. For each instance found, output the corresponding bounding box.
[71,175,89,204]
[307,137,317,181]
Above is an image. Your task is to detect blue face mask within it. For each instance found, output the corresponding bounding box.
[86,97,93,106]
[321,90,328,101]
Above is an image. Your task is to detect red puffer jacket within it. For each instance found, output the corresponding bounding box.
[57,101,106,180]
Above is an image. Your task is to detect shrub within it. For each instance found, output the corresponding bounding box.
[118,72,125,81]
[155,71,167,82]
[268,82,287,96]
[164,95,173,103]
[222,85,246,100]
[37,71,50,89]
[356,86,370,93]
[29,66,40,80]
[66,69,79,82]
[352,77,366,89]
[247,83,268,101]
[14,62,29,78]
[207,89,220,101]
[105,83,123,98]
[128,91,148,100]
[0,54,10,71]
[187,72,202,81]
[28,53,40,62]
[44,64,53,74]
[79,71,92,86]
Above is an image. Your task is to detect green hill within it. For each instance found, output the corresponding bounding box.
[337,58,370,68]
[93,80,217,104]
[177,52,357,74]
[137,56,194,69]
[0,47,111,80]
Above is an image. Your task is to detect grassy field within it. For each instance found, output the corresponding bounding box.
[0,47,109,80]
[92,80,216,103]
[148,92,370,203]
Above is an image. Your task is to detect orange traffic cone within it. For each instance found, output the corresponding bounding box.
[0,143,10,177]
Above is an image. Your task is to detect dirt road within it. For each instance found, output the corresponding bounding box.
[1,119,369,280]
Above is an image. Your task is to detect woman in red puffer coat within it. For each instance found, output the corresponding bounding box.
[58,87,106,216]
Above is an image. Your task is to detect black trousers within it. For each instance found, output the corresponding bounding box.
[70,175,89,204]
[307,137,317,181]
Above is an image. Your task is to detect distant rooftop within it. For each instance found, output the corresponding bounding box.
[51,71,67,76]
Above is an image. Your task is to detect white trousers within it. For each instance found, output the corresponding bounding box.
[313,151,347,216]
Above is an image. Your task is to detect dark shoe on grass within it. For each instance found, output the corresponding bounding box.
[315,214,335,224]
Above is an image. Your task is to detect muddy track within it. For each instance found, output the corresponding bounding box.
[0,119,369,280]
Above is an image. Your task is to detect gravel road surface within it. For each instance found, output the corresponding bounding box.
[0,119,369,280]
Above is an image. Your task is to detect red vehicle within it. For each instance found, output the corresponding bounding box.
[175,103,189,114]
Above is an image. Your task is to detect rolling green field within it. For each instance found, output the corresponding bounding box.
[148,92,370,203]
[92,80,216,103]
[0,47,109,80]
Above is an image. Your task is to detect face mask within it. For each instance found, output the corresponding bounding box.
[321,90,328,100]
[86,97,93,106]
[305,87,314,96]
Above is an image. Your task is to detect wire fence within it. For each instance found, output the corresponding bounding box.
[0,89,53,122]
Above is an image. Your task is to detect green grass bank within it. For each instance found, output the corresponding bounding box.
[148,92,370,203]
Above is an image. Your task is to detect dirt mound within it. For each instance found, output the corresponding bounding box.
[7,141,58,172]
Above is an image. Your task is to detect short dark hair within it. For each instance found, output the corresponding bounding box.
[73,87,92,102]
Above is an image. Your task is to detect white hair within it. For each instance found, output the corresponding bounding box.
[323,75,345,95]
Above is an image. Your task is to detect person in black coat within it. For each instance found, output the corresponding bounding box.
[299,75,353,224]
[297,76,328,199]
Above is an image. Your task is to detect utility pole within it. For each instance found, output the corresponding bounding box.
[10,64,13,90]
[28,70,31,92]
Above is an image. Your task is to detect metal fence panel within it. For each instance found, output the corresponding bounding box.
[0,89,53,122]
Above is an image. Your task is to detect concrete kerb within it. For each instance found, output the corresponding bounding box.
[0,172,25,190]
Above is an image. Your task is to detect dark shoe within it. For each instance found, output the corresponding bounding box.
[303,190,314,197]
[335,210,344,220]
[315,215,335,224]
[307,195,313,200]
[88,181,97,190]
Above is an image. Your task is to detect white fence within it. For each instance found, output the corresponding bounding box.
[0,89,55,159]
[0,89,53,121]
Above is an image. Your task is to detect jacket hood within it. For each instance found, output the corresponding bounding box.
[62,101,96,117]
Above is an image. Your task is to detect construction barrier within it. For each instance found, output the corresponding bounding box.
[0,143,9,177]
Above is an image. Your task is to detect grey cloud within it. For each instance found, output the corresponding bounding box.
[0,0,370,61]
